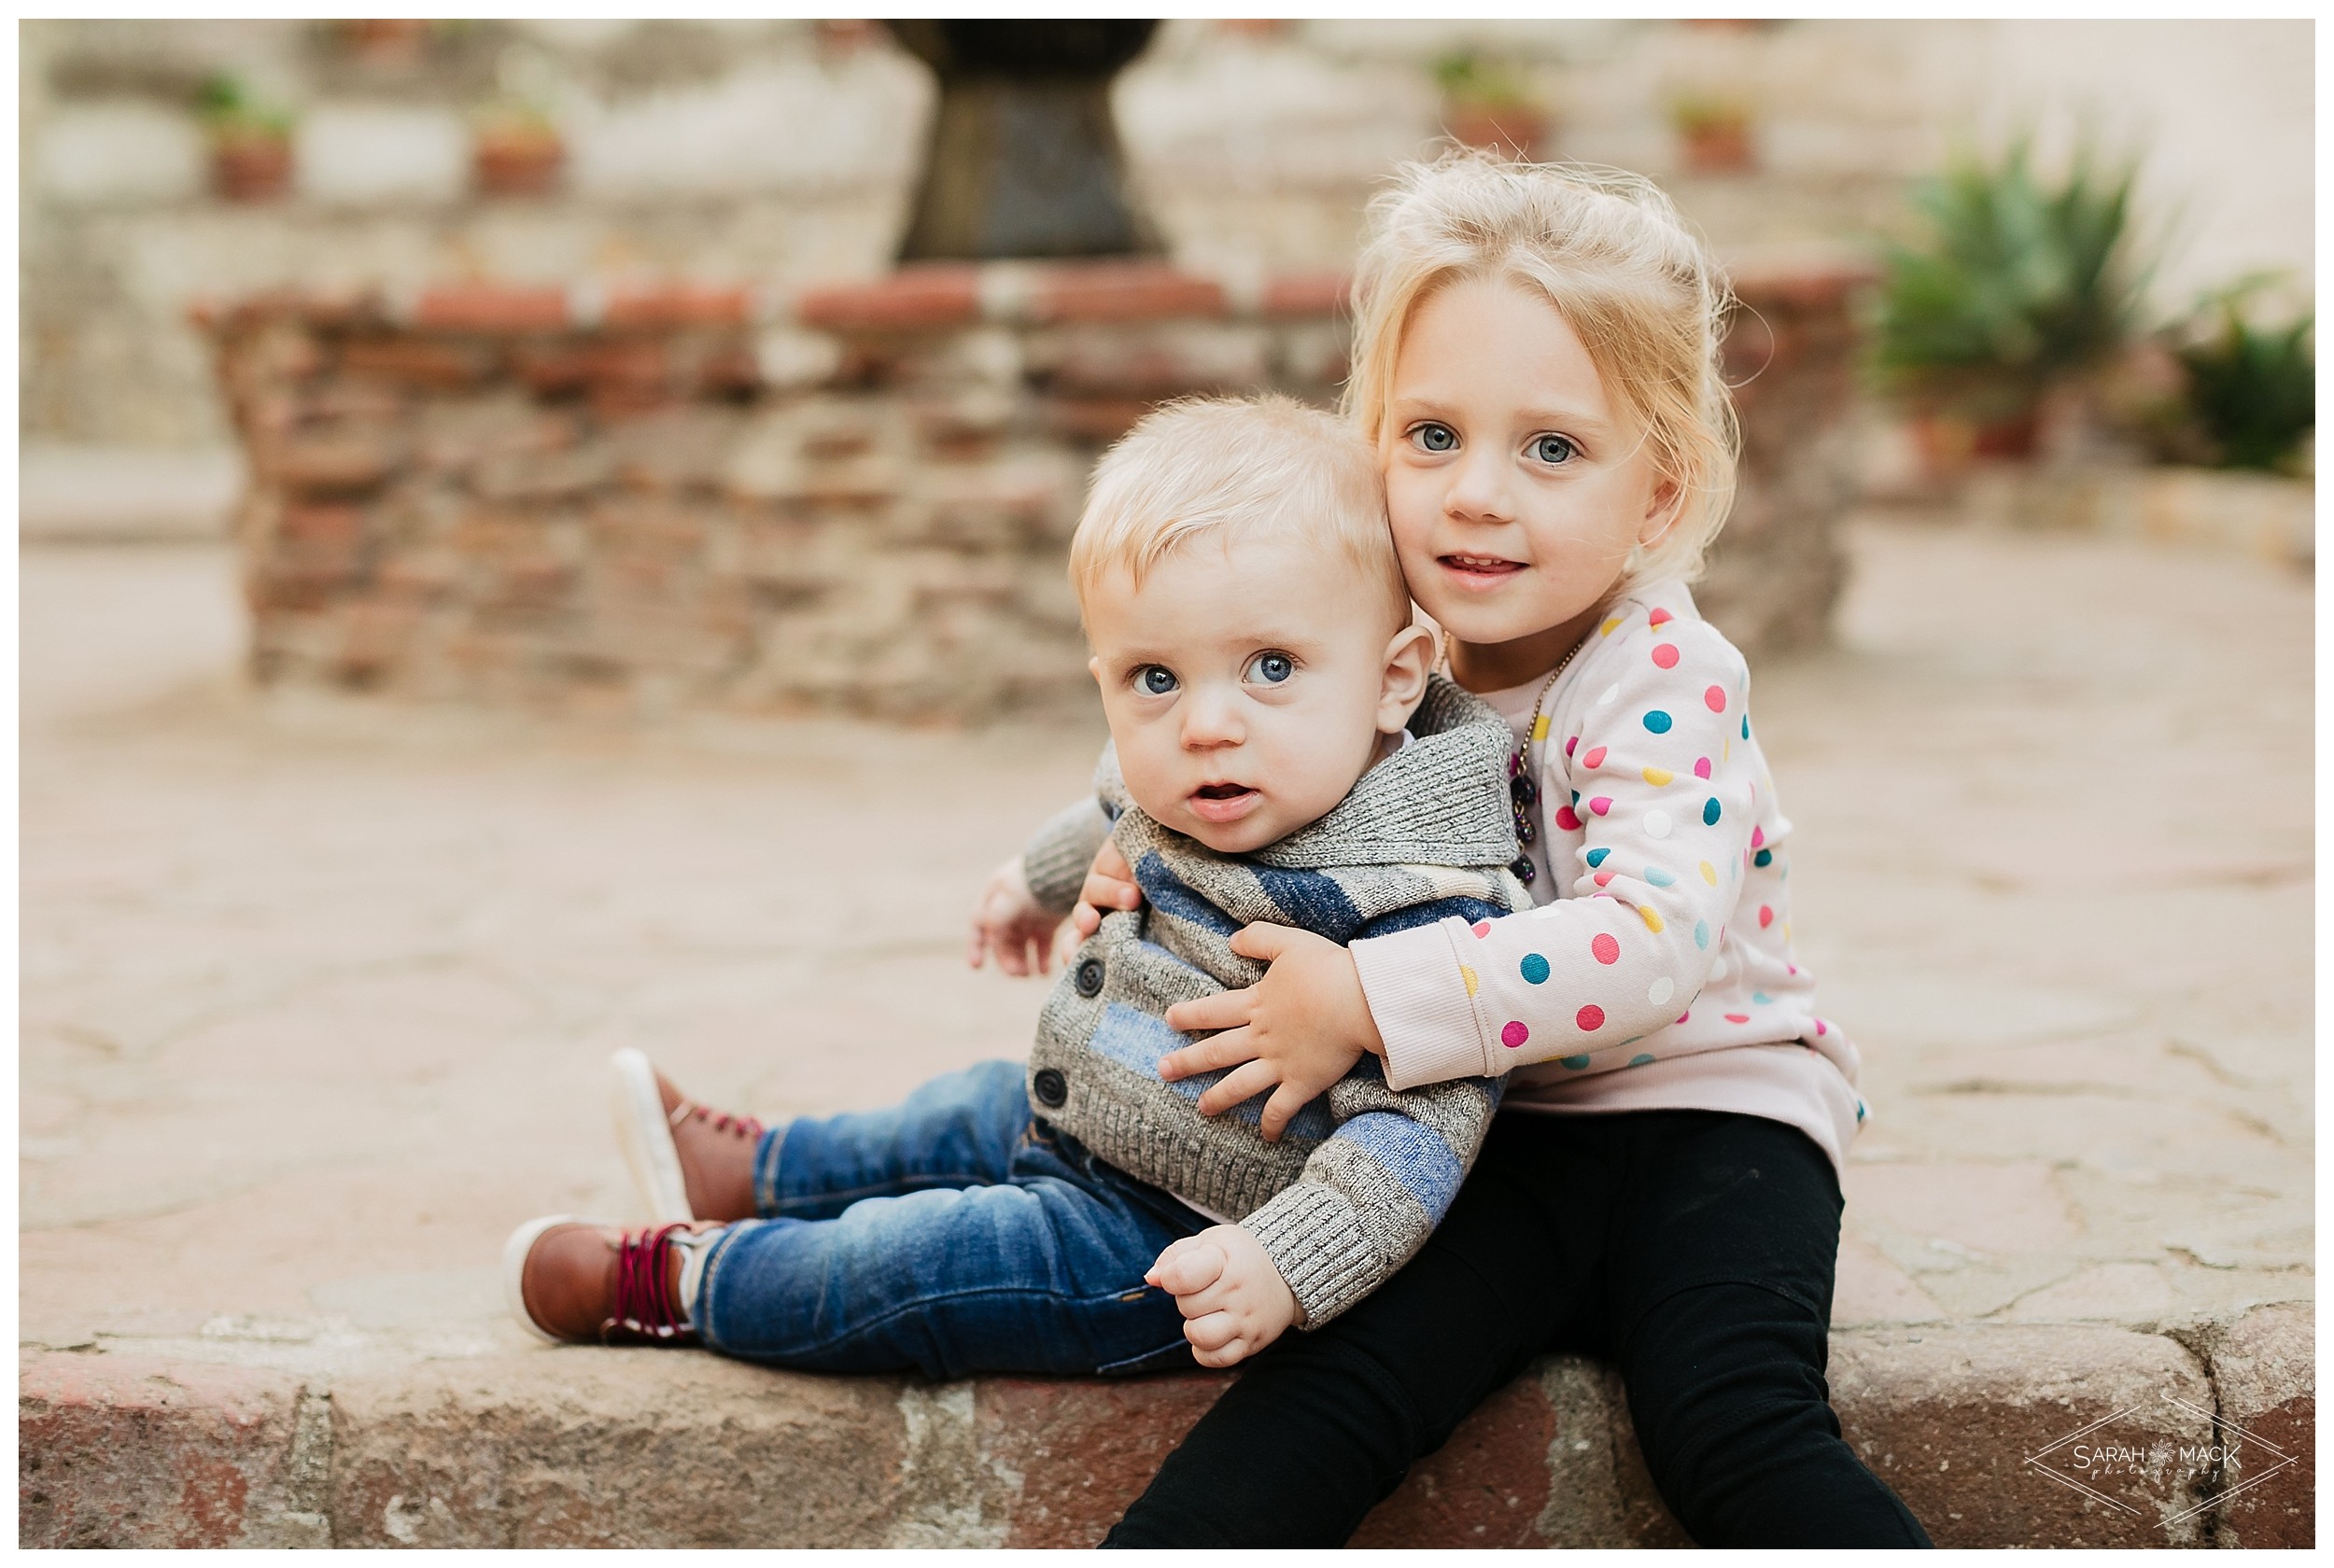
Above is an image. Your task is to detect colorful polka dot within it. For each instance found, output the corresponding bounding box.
[1643,709,1673,735]
[1751,991,1773,1004]
[1520,953,1551,984]
[1471,919,1493,937]
[1643,766,1672,786]
[1644,865,1675,887]
[1561,1054,1593,1070]
[1564,735,1579,757]
[1676,1011,1691,1024]
[1554,805,1582,831]
[1597,683,1621,706]
[1740,716,1750,739]
[1750,827,1765,848]
[1588,796,1613,817]
[1648,608,1674,627]
[1754,848,1773,867]
[1758,905,1775,929]
[1648,975,1675,1004]
[1593,871,1614,888]
[1599,616,1624,637]
[1575,1005,1605,1031]
[1644,810,1672,839]
[1501,1020,1530,1048]
[1460,963,1479,996]
[1697,861,1717,885]
[1694,756,1712,779]
[1724,1013,1750,1025]
[1585,847,1610,868]
[1639,905,1665,933]
[1710,956,1728,981]
[1814,1017,1828,1036]
[1652,643,1680,669]
[1693,919,1709,949]
[1702,797,1722,826]
[1628,1053,1656,1068]
[1582,746,1607,769]
[1591,932,1621,965]
[1704,685,1727,713]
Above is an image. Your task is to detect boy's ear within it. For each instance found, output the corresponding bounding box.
[1375,623,1437,734]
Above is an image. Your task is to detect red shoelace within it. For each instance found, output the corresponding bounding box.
[609,1223,696,1343]
[686,1103,765,1141]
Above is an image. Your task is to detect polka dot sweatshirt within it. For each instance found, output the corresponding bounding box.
[1349,581,1867,1176]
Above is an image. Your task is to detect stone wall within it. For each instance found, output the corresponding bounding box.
[205,260,1864,721]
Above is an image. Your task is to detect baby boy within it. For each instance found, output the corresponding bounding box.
[506,396,1527,1375]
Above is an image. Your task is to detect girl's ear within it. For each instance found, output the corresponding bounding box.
[1375,623,1438,734]
[1088,654,1104,689]
[1638,476,1684,549]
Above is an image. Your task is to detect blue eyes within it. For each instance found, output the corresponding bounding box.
[1139,665,1177,695]
[1533,433,1578,464]
[1245,651,1294,684]
[1414,423,1457,453]
[1408,424,1579,465]
[1132,654,1294,694]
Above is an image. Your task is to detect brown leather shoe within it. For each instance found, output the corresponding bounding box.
[502,1215,712,1345]
[609,1048,761,1224]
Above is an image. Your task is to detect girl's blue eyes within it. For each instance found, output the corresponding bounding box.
[1533,433,1578,464]
[1411,424,1578,464]
[1139,665,1177,695]
[1245,651,1295,684]
[1413,423,1457,453]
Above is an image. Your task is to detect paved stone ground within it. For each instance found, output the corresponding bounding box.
[18,515,2314,1544]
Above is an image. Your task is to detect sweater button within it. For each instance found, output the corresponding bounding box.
[1073,957,1105,999]
[1032,1068,1068,1108]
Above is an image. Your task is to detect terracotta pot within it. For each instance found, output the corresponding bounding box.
[1444,105,1546,161]
[1680,120,1753,175]
[1969,406,2042,460]
[211,134,292,202]
[338,19,429,64]
[474,133,565,199]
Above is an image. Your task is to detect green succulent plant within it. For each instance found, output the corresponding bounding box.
[195,74,293,137]
[1873,139,2150,422]
[2173,283,2314,473]
[1434,50,1530,111]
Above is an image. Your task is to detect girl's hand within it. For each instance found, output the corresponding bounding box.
[1159,923,1385,1140]
[965,857,1064,976]
[1069,837,1142,940]
[1146,1224,1298,1368]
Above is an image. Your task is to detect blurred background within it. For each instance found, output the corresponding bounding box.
[18,24,2315,1547]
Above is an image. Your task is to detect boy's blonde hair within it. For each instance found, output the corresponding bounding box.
[1343,150,1740,591]
[1069,394,1407,629]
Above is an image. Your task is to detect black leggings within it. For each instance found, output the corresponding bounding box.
[1105,1108,1932,1547]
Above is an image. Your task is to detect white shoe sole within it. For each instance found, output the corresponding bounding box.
[503,1212,595,1345]
[610,1047,695,1224]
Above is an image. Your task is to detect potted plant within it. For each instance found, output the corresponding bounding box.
[1435,51,1546,161]
[1872,139,2149,467]
[335,19,430,65]
[2168,286,2314,475]
[197,75,295,203]
[1668,91,1754,175]
[471,100,565,199]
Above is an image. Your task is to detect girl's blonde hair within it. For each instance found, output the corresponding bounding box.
[1343,150,1740,591]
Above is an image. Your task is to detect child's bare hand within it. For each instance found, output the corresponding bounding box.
[1069,838,1141,940]
[1146,1224,1298,1368]
[1159,924,1384,1139]
[966,857,1064,976]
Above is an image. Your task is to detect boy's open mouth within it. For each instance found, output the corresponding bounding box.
[1188,782,1261,824]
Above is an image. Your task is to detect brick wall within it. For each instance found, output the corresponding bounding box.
[204,259,1864,721]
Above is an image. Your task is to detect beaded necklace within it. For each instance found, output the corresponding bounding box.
[1441,633,1586,889]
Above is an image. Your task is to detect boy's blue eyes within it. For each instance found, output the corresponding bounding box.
[1140,665,1177,694]
[1245,651,1294,684]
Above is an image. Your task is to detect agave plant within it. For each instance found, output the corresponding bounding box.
[2173,285,2314,473]
[1873,139,2151,427]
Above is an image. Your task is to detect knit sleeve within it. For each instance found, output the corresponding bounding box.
[1239,1058,1501,1328]
[1020,796,1113,916]
[1353,613,1757,1088]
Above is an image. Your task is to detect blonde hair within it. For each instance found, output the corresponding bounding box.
[1070,394,1407,630]
[1343,150,1740,591]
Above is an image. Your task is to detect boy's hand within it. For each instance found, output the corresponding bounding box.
[966,857,1065,976]
[1069,838,1142,940]
[1159,924,1384,1139]
[1147,1224,1298,1368]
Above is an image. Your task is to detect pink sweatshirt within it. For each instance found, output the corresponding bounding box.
[1350,581,1865,1176]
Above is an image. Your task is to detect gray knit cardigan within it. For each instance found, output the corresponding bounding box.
[1019,675,1530,1326]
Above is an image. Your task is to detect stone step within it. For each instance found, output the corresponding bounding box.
[19,1306,2310,1548]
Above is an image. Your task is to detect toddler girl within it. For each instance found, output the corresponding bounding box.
[1096,154,1933,1547]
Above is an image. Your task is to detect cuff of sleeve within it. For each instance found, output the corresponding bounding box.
[1243,1184,1376,1328]
[1352,918,1489,1092]
[1019,798,1109,915]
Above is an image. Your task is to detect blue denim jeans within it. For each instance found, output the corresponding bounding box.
[692,1060,1206,1379]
